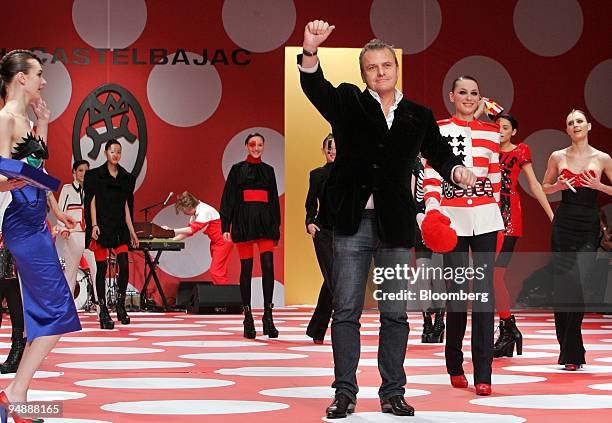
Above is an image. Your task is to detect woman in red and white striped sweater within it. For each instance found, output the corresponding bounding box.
[421,76,504,396]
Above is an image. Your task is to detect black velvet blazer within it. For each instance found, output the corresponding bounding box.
[299,57,463,247]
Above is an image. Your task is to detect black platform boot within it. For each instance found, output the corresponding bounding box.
[116,294,131,325]
[243,305,256,339]
[429,309,445,343]
[421,312,433,343]
[262,303,279,338]
[0,332,26,374]
[99,301,115,330]
[493,315,523,357]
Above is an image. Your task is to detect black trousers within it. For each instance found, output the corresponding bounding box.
[444,231,497,385]
[306,228,333,340]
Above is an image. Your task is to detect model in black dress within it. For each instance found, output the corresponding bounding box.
[542,109,612,369]
[221,133,281,339]
[84,139,138,329]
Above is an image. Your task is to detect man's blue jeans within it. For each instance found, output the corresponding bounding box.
[331,210,411,401]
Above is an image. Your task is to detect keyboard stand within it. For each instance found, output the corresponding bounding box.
[140,250,170,311]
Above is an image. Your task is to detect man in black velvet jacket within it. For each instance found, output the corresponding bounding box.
[298,20,476,419]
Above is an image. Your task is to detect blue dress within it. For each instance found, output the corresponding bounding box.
[1,158,81,342]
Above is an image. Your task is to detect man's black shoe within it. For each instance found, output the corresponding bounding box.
[380,395,415,416]
[326,393,356,419]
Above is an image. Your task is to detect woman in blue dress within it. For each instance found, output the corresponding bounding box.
[0,49,80,423]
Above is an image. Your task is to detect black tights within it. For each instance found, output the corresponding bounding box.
[95,252,129,305]
[239,251,274,306]
[0,276,24,337]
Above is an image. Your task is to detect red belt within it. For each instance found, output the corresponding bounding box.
[243,190,268,202]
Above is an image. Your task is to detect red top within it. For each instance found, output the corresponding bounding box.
[560,169,596,187]
[499,143,532,236]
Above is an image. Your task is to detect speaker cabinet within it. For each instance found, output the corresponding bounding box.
[176,281,212,308]
[186,283,243,314]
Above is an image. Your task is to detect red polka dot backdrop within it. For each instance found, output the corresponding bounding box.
[1,0,609,307]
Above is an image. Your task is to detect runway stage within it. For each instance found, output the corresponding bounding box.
[2,308,611,422]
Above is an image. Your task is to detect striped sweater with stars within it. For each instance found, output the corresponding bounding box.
[422,116,504,236]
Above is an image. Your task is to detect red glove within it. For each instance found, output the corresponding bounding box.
[421,210,457,252]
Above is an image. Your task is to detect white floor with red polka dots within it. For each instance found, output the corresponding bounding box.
[1,308,611,422]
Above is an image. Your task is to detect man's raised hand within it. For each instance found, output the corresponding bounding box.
[303,20,335,50]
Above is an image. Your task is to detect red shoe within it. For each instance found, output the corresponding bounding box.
[0,391,34,422]
[313,338,324,345]
[450,375,468,388]
[475,384,492,396]
[563,364,582,371]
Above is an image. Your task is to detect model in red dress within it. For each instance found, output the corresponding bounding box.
[493,114,554,357]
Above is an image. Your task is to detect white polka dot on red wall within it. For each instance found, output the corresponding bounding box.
[153,204,212,278]
[222,0,296,53]
[519,129,569,203]
[147,51,222,127]
[513,0,583,57]
[584,59,612,128]
[443,56,514,117]
[369,0,442,54]
[72,0,148,49]
[222,127,285,195]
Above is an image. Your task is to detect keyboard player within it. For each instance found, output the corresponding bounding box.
[163,191,234,284]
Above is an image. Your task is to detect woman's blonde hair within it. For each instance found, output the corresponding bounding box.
[175,191,199,214]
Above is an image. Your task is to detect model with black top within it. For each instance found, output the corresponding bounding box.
[220,133,281,339]
[542,109,611,370]
[305,133,335,344]
[84,139,138,330]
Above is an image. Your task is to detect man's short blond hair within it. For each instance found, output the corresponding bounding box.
[358,39,398,73]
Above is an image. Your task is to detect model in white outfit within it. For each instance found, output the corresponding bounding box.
[57,160,96,296]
